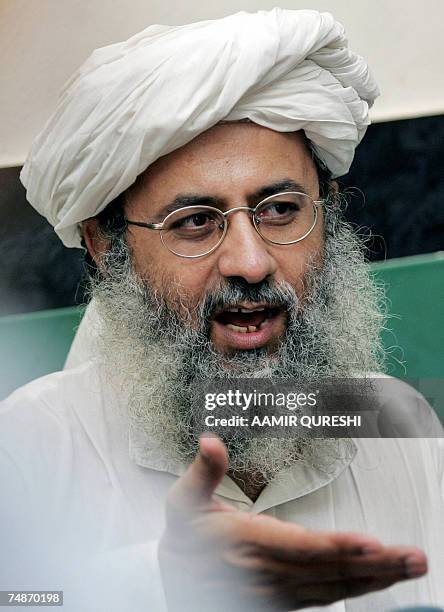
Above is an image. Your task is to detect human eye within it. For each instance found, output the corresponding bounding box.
[256,199,300,224]
[167,209,220,238]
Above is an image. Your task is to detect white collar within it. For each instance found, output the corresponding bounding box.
[129,422,357,510]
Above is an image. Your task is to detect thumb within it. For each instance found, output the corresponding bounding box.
[167,434,229,520]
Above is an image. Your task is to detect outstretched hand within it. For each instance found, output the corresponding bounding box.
[158,435,427,612]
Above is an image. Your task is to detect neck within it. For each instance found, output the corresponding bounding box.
[228,469,267,502]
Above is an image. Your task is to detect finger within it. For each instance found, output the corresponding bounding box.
[242,546,427,585]
[237,515,383,561]
[167,434,229,521]
[348,545,428,580]
[274,574,410,608]
[234,572,405,612]
[304,570,416,603]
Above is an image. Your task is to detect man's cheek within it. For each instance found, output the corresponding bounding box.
[150,269,201,317]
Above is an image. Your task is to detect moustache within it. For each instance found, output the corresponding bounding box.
[198,278,299,323]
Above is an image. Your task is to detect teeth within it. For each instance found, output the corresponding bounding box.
[240,307,265,313]
[228,308,239,313]
[226,323,261,333]
[227,323,248,333]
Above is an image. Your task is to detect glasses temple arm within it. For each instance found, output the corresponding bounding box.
[125,219,163,230]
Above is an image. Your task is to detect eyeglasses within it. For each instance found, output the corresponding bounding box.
[125,191,323,259]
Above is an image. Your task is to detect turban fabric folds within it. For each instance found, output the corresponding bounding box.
[21,8,379,248]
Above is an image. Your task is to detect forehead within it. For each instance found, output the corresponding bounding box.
[126,123,319,214]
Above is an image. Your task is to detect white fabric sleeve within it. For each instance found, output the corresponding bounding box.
[436,437,444,503]
[66,540,168,612]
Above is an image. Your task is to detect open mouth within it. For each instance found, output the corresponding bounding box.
[211,303,286,351]
[214,305,281,333]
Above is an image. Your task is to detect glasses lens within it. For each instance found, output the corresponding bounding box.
[254,192,316,244]
[161,206,225,257]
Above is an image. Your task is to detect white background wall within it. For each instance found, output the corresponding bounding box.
[1,0,444,166]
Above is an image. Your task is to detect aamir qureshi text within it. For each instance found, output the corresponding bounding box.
[204,414,362,429]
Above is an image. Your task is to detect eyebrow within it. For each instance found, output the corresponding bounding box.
[152,177,309,221]
[253,178,309,202]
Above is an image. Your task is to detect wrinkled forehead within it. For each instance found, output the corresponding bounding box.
[126,123,320,213]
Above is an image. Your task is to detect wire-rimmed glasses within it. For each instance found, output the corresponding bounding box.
[125,191,323,258]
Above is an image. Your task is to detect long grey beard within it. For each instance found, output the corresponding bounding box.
[90,210,385,483]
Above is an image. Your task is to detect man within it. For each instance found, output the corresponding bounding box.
[1,8,443,612]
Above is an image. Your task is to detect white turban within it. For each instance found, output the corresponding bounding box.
[21,8,379,249]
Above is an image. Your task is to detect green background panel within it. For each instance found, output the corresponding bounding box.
[372,252,444,380]
[1,253,443,420]
[0,306,84,400]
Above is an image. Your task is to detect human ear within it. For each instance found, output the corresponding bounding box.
[327,180,340,209]
[330,180,339,194]
[82,218,111,274]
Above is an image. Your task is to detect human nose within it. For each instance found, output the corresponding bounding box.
[216,210,277,284]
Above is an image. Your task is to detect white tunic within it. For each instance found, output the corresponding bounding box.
[0,357,443,612]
